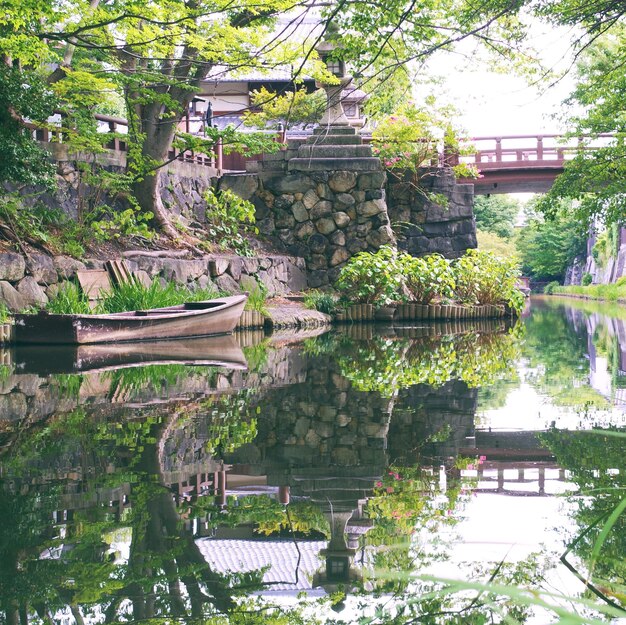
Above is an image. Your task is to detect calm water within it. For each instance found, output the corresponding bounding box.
[0,297,624,624]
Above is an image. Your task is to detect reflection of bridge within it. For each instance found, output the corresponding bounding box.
[456,134,614,194]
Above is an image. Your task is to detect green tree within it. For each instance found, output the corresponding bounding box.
[535,25,626,230]
[516,199,587,282]
[474,195,520,239]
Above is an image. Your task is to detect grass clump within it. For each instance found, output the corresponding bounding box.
[0,302,10,323]
[46,282,92,314]
[99,279,219,313]
[243,280,268,315]
[46,278,221,314]
[303,290,338,315]
[549,283,626,301]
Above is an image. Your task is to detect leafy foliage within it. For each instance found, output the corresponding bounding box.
[204,188,258,256]
[473,195,520,240]
[303,290,339,315]
[401,253,455,304]
[335,245,405,306]
[453,249,524,311]
[516,200,588,282]
[0,66,56,187]
[243,87,326,130]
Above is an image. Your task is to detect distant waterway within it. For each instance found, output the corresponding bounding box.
[0,297,623,624]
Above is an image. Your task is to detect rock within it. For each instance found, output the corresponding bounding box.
[209,257,230,277]
[310,201,333,220]
[318,405,337,420]
[358,171,386,189]
[291,201,308,222]
[329,247,349,266]
[16,276,48,308]
[25,253,57,284]
[215,273,240,293]
[332,447,358,465]
[0,252,26,281]
[227,257,243,281]
[333,212,351,228]
[219,174,259,200]
[275,212,296,229]
[330,231,346,246]
[0,281,27,312]
[335,193,355,207]
[302,189,319,209]
[264,173,315,195]
[161,259,206,283]
[0,393,27,421]
[294,221,316,240]
[308,234,328,254]
[54,256,86,280]
[328,171,357,193]
[239,274,260,293]
[366,226,395,248]
[358,199,385,217]
[304,429,321,447]
[242,258,260,274]
[294,417,310,437]
[316,182,332,199]
[316,217,336,235]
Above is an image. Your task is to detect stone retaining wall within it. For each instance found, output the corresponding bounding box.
[0,250,307,312]
[386,169,477,258]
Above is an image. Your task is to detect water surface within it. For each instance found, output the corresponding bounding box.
[0,298,623,624]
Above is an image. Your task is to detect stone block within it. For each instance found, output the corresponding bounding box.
[0,393,27,421]
[357,199,385,217]
[227,257,243,281]
[302,189,319,209]
[295,221,316,240]
[0,252,25,282]
[16,276,48,308]
[263,173,315,196]
[54,256,86,280]
[219,173,259,200]
[215,273,240,293]
[209,258,230,277]
[308,234,328,254]
[161,259,206,283]
[333,212,351,228]
[329,247,349,266]
[291,201,308,222]
[335,193,355,207]
[242,258,260,274]
[330,231,346,246]
[25,253,57,284]
[316,217,336,235]
[0,281,27,312]
[328,171,358,193]
[358,171,386,189]
[275,213,296,229]
[310,201,333,219]
[366,226,394,248]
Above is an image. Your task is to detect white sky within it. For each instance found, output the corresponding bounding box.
[423,20,580,137]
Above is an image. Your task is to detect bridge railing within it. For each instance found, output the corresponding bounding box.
[457,134,615,171]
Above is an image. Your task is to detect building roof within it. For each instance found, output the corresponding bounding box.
[196,538,326,591]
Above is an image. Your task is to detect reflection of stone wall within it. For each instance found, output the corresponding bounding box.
[390,380,477,465]
[386,170,477,259]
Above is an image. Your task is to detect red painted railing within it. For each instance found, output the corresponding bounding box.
[458,134,615,171]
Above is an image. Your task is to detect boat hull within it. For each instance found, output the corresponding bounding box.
[12,334,248,374]
[14,294,248,345]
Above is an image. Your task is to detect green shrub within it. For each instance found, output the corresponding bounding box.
[46,282,92,314]
[400,253,455,304]
[303,290,338,315]
[335,245,404,306]
[453,249,524,312]
[544,281,560,295]
[582,273,593,286]
[204,187,257,256]
[615,276,626,287]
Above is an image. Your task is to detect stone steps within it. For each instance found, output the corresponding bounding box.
[312,126,357,136]
[303,135,362,146]
[288,157,382,172]
[298,145,373,158]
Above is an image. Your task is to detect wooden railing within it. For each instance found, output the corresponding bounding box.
[457,134,615,171]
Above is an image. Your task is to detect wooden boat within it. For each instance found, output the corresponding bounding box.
[13,294,248,345]
[11,334,248,374]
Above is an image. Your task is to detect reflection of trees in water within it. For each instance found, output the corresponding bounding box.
[541,428,626,606]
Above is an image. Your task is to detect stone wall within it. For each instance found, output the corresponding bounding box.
[0,249,306,312]
[386,169,477,258]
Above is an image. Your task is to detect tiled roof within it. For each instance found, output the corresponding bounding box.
[196,538,326,591]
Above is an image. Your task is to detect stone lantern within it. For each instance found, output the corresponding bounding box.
[316,23,352,127]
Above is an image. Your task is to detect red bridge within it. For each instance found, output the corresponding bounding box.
[456,134,613,194]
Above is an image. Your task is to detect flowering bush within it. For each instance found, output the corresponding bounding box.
[371,100,479,180]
